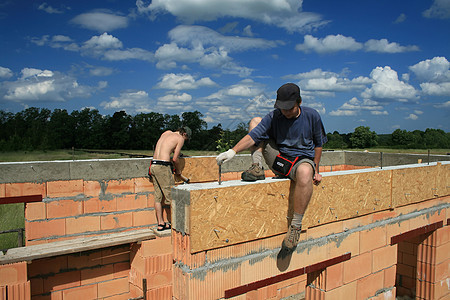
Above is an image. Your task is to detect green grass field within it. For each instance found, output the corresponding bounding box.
[0,203,25,252]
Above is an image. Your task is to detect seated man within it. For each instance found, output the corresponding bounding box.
[216,83,327,252]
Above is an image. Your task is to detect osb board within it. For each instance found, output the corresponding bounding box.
[189,180,290,253]
[436,163,449,197]
[302,170,392,229]
[391,165,438,207]
[176,157,218,183]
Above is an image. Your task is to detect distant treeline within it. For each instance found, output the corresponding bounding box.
[0,107,449,152]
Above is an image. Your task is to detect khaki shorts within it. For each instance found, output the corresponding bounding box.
[262,139,316,180]
[151,164,174,206]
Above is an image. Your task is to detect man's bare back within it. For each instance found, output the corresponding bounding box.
[153,130,185,163]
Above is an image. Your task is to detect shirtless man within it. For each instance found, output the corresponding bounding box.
[151,127,191,231]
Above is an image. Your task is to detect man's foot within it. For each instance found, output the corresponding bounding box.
[281,224,301,252]
[157,222,171,231]
[241,163,265,181]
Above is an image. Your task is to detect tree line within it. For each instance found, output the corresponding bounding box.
[0,107,448,152]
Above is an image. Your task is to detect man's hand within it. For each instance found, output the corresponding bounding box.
[216,149,236,165]
[313,173,322,185]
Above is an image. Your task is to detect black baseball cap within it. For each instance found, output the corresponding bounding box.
[274,83,301,110]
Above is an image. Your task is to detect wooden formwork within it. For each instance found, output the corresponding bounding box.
[179,163,449,253]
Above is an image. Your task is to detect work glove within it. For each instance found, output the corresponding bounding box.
[216,149,236,165]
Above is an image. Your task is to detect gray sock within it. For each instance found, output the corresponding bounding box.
[252,150,263,168]
[291,213,303,228]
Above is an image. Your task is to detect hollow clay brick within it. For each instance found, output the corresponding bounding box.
[97,276,129,298]
[117,194,147,211]
[132,210,157,227]
[65,215,100,235]
[140,236,172,257]
[81,264,114,285]
[25,201,46,221]
[83,180,102,197]
[325,262,344,291]
[113,262,130,278]
[356,270,384,299]
[324,280,357,300]
[343,252,372,283]
[62,283,97,300]
[47,180,83,197]
[372,245,397,272]
[0,262,27,286]
[5,182,46,197]
[46,199,83,218]
[104,179,135,195]
[134,177,154,193]
[100,212,133,230]
[43,270,81,293]
[25,218,65,240]
[0,183,5,197]
[146,285,173,300]
[360,226,387,253]
[29,256,68,277]
[7,281,31,300]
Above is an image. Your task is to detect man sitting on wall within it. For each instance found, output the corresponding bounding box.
[216,83,327,252]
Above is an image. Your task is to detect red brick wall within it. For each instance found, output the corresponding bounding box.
[3,177,155,245]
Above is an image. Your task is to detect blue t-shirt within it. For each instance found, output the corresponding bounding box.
[248,106,328,158]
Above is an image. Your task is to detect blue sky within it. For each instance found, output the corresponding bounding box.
[0,0,449,134]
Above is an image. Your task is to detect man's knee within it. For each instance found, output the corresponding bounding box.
[295,164,314,185]
[249,117,262,131]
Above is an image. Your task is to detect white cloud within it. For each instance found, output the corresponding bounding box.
[296,35,419,54]
[88,66,114,77]
[361,66,418,101]
[158,92,192,102]
[81,33,123,56]
[70,10,128,32]
[409,56,450,82]
[409,57,450,96]
[155,42,252,76]
[296,35,362,54]
[1,68,97,102]
[406,113,418,120]
[285,68,372,93]
[38,3,66,14]
[434,101,450,108]
[364,39,419,53]
[420,82,450,96]
[329,97,385,116]
[103,48,154,62]
[0,66,13,79]
[100,90,154,113]
[168,25,279,52]
[32,33,154,62]
[394,13,406,23]
[156,73,216,90]
[423,0,450,19]
[136,0,328,33]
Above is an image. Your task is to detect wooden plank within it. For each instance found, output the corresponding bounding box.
[303,170,392,228]
[176,157,218,183]
[0,228,156,264]
[189,180,290,253]
[436,163,450,197]
[391,166,438,207]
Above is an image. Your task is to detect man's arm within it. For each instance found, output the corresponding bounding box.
[216,134,256,165]
[232,134,256,153]
[172,137,185,175]
[313,146,323,185]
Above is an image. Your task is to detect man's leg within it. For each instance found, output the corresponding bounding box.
[282,162,314,251]
[241,117,266,181]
